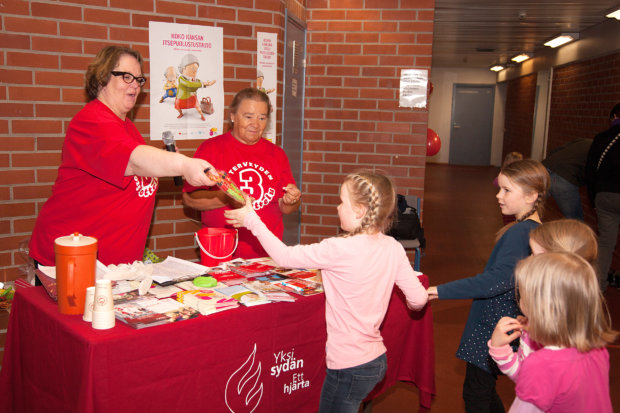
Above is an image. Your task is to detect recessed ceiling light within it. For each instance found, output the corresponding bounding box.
[606,8,620,19]
[544,33,579,48]
[511,53,531,63]
[490,65,504,72]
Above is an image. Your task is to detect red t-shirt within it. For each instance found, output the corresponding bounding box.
[184,132,296,259]
[29,99,158,266]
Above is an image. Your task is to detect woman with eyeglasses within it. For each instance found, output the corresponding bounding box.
[29,46,215,271]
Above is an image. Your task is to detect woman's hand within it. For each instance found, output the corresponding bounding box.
[427,286,438,301]
[490,316,523,347]
[224,193,255,228]
[282,184,301,205]
[181,157,215,187]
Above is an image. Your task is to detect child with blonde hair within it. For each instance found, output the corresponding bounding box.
[428,159,549,412]
[528,218,598,266]
[489,252,616,412]
[225,170,428,412]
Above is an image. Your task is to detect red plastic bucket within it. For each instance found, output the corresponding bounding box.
[194,227,238,267]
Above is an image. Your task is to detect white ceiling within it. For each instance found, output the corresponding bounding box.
[431,0,620,68]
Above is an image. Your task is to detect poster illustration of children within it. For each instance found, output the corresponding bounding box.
[159,66,178,103]
[175,54,216,121]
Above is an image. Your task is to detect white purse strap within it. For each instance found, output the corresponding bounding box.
[596,131,620,171]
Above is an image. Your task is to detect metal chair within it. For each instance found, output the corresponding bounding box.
[397,195,422,272]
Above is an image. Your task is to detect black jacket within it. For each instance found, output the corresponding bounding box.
[585,122,620,204]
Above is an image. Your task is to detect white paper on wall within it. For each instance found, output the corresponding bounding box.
[257,32,278,143]
[399,69,429,109]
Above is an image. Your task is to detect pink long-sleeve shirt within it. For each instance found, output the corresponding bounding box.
[489,331,612,413]
[244,210,428,369]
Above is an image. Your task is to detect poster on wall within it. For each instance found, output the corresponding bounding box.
[399,69,429,109]
[149,21,224,141]
[256,32,278,143]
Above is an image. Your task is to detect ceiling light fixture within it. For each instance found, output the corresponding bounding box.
[490,65,504,72]
[511,53,531,63]
[606,7,620,19]
[544,33,579,48]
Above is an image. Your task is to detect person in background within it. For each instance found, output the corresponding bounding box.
[585,103,620,291]
[183,88,301,259]
[488,253,616,412]
[528,218,597,266]
[224,170,428,413]
[29,46,215,270]
[493,152,523,224]
[542,138,592,220]
[427,159,550,413]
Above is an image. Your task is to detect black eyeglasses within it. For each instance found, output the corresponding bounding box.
[111,71,146,87]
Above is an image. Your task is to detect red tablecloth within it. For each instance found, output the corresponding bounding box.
[0,276,434,413]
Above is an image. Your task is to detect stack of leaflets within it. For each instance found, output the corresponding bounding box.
[177,289,239,315]
[274,278,324,296]
[214,284,271,307]
[114,294,199,329]
[243,280,296,302]
[228,261,276,278]
[246,272,288,283]
[276,269,319,280]
[207,269,247,286]
[150,256,210,286]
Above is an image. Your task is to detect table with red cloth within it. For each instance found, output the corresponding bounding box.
[0,275,434,413]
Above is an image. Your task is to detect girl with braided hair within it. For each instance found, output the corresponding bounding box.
[427,159,549,413]
[225,170,428,412]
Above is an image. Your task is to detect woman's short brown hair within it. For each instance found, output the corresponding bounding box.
[229,88,272,116]
[84,46,143,101]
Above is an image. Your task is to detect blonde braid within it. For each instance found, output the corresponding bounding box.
[343,175,379,237]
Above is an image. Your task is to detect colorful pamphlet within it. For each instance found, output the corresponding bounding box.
[274,279,324,296]
[114,295,199,329]
[243,280,296,302]
[228,261,276,277]
[214,284,271,306]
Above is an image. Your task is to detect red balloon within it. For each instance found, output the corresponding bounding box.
[426,128,442,156]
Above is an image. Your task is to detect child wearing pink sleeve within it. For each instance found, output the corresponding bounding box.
[226,171,428,412]
[488,253,616,412]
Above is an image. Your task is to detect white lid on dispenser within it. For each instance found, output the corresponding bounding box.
[55,232,97,247]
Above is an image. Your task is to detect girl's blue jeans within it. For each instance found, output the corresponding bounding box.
[318,353,387,413]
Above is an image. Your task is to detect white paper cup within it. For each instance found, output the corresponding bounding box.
[82,286,96,322]
[91,309,115,330]
[93,279,113,312]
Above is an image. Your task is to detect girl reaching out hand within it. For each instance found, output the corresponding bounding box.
[426,159,549,412]
[489,252,617,412]
[225,170,428,413]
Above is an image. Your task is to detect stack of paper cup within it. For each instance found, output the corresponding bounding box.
[82,286,96,322]
[91,279,115,330]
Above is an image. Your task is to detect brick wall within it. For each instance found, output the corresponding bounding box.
[0,0,434,281]
[547,52,620,149]
[0,0,294,281]
[302,0,433,244]
[546,51,620,272]
[502,73,537,159]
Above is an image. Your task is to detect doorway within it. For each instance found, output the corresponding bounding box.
[449,84,495,165]
[281,10,306,245]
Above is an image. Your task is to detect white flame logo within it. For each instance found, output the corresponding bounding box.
[225,344,264,412]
